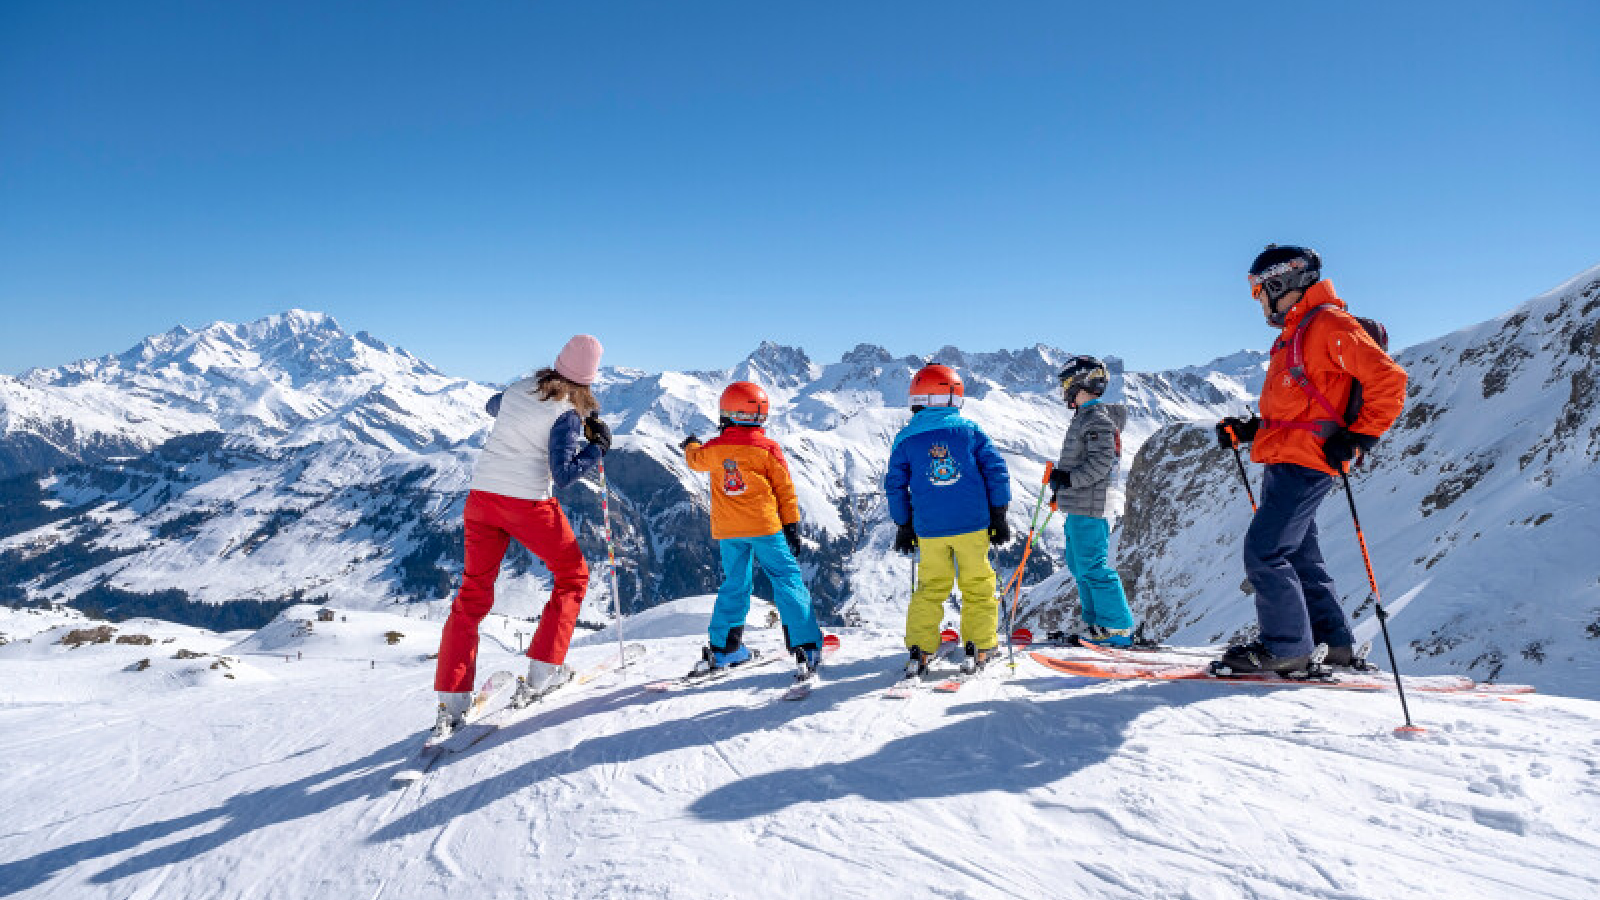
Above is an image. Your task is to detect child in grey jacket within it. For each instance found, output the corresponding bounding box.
[1047,355,1136,646]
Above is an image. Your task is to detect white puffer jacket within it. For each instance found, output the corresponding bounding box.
[471,378,601,500]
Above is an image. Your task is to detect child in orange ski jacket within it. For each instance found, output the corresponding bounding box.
[681,381,824,678]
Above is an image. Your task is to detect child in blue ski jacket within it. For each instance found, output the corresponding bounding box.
[885,364,1011,676]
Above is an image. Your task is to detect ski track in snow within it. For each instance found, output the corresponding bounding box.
[2,604,1599,900]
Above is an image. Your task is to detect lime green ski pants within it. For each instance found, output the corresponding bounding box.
[906,527,998,652]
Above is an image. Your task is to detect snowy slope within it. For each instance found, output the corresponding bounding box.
[1,602,1596,900]
[1022,265,1600,696]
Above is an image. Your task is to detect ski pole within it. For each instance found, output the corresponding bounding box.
[1003,463,1056,670]
[1223,424,1257,512]
[1339,468,1418,733]
[1006,504,1054,654]
[1001,462,1055,600]
[597,460,628,669]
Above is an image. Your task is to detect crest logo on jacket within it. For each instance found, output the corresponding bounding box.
[722,459,748,496]
[926,442,961,486]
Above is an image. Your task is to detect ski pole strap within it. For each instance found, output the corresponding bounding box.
[1265,305,1348,438]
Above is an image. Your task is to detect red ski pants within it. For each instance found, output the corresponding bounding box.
[434,490,589,693]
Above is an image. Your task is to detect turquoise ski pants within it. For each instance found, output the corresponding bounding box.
[710,532,823,650]
[1062,514,1134,631]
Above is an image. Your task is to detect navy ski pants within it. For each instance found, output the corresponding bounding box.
[1243,463,1354,658]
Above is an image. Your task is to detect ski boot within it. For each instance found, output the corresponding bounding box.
[1323,642,1375,670]
[688,643,754,679]
[1128,623,1165,651]
[1077,626,1134,649]
[1210,642,1328,679]
[792,644,823,682]
[429,693,471,741]
[959,641,993,675]
[510,659,574,709]
[903,646,934,680]
[1064,625,1106,647]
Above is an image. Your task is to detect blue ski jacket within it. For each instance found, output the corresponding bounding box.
[885,407,1011,539]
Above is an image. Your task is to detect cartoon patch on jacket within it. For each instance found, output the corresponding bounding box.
[721,459,748,496]
[927,442,961,486]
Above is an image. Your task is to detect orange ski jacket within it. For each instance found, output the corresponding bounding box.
[683,427,801,540]
[1252,280,1408,476]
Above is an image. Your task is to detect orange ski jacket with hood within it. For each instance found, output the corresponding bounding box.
[683,427,801,540]
[1252,280,1408,476]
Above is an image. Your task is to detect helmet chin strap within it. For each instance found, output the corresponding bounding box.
[1264,292,1299,328]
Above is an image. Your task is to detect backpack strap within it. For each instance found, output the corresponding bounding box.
[1263,305,1345,439]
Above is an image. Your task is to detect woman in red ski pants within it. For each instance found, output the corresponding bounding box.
[432,335,612,729]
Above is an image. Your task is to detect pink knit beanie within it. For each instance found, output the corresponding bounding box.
[554,334,603,385]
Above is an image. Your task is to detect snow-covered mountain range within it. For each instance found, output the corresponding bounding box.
[0,309,1261,630]
[3,264,1597,694]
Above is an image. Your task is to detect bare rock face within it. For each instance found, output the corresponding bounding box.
[59,626,116,648]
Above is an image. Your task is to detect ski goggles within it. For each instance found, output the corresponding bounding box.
[1248,259,1310,303]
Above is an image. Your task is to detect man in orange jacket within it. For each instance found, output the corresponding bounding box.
[1215,245,1407,674]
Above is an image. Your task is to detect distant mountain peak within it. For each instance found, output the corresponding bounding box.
[732,342,815,389]
[840,343,893,366]
[235,308,344,341]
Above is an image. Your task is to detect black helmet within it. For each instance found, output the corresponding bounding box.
[1249,244,1322,317]
[1058,355,1110,405]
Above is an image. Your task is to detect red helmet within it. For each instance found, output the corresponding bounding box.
[719,381,769,426]
[909,364,964,409]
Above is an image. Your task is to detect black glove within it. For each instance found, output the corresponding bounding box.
[679,433,701,450]
[1216,415,1261,449]
[988,506,1011,546]
[782,522,802,557]
[583,414,612,454]
[1322,428,1377,471]
[485,392,503,418]
[1047,468,1071,505]
[892,521,918,555]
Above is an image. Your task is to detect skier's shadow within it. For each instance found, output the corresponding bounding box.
[370,652,927,842]
[685,676,1195,822]
[0,739,414,897]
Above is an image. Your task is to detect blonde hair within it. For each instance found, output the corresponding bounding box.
[533,368,599,416]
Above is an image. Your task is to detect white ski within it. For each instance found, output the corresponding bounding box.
[393,644,645,787]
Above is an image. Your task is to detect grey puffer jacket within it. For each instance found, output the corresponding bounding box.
[1054,400,1126,518]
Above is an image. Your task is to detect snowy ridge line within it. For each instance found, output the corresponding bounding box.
[0,307,1265,632]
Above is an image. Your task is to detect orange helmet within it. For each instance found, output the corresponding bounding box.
[909,364,963,409]
[719,381,769,426]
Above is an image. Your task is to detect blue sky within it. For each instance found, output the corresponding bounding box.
[2,1,1596,382]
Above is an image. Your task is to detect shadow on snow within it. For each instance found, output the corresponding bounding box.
[372,655,1219,840]
[0,740,413,897]
[685,675,1193,822]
